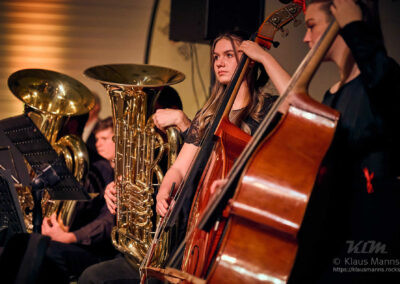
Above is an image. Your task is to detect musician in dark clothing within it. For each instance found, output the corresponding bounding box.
[155,30,287,217]
[39,117,117,283]
[288,1,400,283]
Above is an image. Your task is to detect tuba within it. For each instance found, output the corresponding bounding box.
[8,68,95,232]
[84,64,185,269]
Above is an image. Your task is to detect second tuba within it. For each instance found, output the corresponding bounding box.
[84,64,185,269]
[8,68,95,232]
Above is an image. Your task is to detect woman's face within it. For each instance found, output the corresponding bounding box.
[213,38,242,85]
[303,3,330,49]
[303,3,342,62]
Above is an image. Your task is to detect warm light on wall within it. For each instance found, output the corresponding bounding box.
[3,1,68,70]
[1,1,69,119]
[0,0,155,120]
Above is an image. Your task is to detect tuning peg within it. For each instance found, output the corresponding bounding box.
[271,16,281,26]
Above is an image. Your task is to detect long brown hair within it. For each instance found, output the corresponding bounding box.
[196,31,270,137]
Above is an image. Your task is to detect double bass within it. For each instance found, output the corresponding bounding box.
[140,1,304,283]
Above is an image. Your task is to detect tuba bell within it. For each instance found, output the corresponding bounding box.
[8,68,95,232]
[84,64,185,269]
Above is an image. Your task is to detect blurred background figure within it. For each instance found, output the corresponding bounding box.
[83,92,101,157]
[93,117,115,168]
[39,117,117,284]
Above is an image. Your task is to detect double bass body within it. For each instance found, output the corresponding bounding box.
[206,100,338,283]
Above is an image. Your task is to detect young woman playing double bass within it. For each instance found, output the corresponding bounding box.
[155,30,290,217]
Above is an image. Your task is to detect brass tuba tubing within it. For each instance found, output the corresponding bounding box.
[84,64,185,269]
[7,68,95,232]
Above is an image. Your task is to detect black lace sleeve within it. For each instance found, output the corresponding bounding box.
[184,110,202,146]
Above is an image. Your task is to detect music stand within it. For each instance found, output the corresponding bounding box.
[0,127,31,242]
[0,114,90,233]
[0,167,26,245]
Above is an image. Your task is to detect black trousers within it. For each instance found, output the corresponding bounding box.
[40,241,116,284]
[78,254,162,284]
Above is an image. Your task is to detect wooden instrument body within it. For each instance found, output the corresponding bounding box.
[182,117,251,278]
[207,92,339,283]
